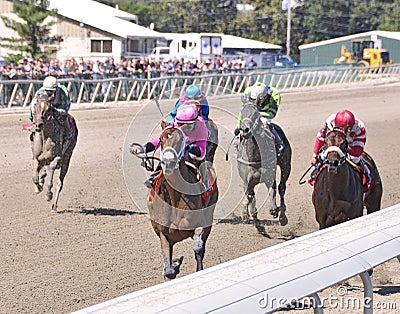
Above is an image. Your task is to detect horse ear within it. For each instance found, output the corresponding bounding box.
[161,119,167,129]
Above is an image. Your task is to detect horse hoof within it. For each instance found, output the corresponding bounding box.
[46,193,53,201]
[270,208,279,218]
[279,213,288,226]
[34,186,43,194]
[163,268,176,280]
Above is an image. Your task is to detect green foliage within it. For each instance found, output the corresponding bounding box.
[0,0,60,60]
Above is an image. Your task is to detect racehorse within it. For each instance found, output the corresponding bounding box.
[131,125,218,279]
[236,103,291,233]
[30,94,78,211]
[312,129,382,229]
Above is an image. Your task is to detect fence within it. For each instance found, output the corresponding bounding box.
[72,203,400,314]
[1,64,400,109]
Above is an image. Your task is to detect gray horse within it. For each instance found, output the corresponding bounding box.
[30,94,78,211]
[236,104,291,233]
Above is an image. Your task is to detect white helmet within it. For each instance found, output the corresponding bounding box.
[247,82,266,101]
[43,76,58,90]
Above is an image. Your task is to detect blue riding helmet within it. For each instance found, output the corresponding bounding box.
[185,85,201,99]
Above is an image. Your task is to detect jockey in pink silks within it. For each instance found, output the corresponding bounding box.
[133,104,209,191]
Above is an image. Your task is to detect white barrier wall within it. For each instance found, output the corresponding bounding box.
[73,204,400,314]
[1,64,400,108]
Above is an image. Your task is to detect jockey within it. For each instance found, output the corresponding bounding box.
[234,82,284,156]
[309,109,372,187]
[132,104,210,191]
[29,76,72,138]
[167,84,209,123]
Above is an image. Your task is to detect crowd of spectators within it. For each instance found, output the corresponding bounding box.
[0,54,258,81]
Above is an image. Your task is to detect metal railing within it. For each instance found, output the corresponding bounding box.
[1,64,399,108]
[72,203,400,314]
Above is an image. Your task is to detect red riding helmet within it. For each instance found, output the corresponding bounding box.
[334,110,355,129]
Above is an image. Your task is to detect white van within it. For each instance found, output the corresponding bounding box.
[149,47,172,60]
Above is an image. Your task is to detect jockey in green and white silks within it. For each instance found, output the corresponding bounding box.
[234,82,284,156]
[29,76,72,138]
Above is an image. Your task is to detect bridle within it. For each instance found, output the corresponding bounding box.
[239,103,263,139]
[160,127,187,175]
[33,96,54,132]
[321,129,349,173]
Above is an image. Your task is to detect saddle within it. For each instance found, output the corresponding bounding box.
[146,166,216,205]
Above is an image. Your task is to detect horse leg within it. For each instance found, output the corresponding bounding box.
[44,157,61,202]
[193,227,205,271]
[51,155,73,211]
[241,192,251,222]
[160,233,175,280]
[32,158,44,193]
[268,180,279,218]
[277,163,291,226]
[277,181,288,226]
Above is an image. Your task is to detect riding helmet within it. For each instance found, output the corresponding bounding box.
[175,105,198,124]
[43,76,58,91]
[334,110,355,129]
[185,85,201,99]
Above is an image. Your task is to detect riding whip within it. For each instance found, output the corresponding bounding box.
[299,164,313,185]
[154,96,164,118]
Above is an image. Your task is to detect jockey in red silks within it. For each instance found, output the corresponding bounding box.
[309,109,372,187]
[132,104,209,191]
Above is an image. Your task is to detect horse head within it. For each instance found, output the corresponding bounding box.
[240,103,263,139]
[160,126,186,176]
[33,94,53,132]
[322,129,348,173]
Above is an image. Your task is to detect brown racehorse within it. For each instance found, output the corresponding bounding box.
[133,125,218,279]
[312,129,382,229]
[30,94,78,211]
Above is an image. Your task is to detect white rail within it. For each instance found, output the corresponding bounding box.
[1,64,400,108]
[73,204,400,314]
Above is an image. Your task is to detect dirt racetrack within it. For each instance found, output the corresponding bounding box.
[0,84,399,313]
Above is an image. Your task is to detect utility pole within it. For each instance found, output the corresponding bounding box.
[282,0,291,56]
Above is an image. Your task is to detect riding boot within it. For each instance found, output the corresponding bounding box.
[144,165,161,189]
[270,125,285,156]
[358,158,372,185]
[309,161,322,183]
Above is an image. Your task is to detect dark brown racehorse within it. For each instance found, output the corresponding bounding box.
[143,126,219,279]
[312,129,382,229]
[30,94,78,211]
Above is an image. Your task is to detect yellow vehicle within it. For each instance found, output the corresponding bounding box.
[334,39,393,67]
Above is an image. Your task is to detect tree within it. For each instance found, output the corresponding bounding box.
[0,0,60,61]
[119,0,238,34]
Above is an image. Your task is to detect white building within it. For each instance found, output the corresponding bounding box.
[0,0,163,63]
